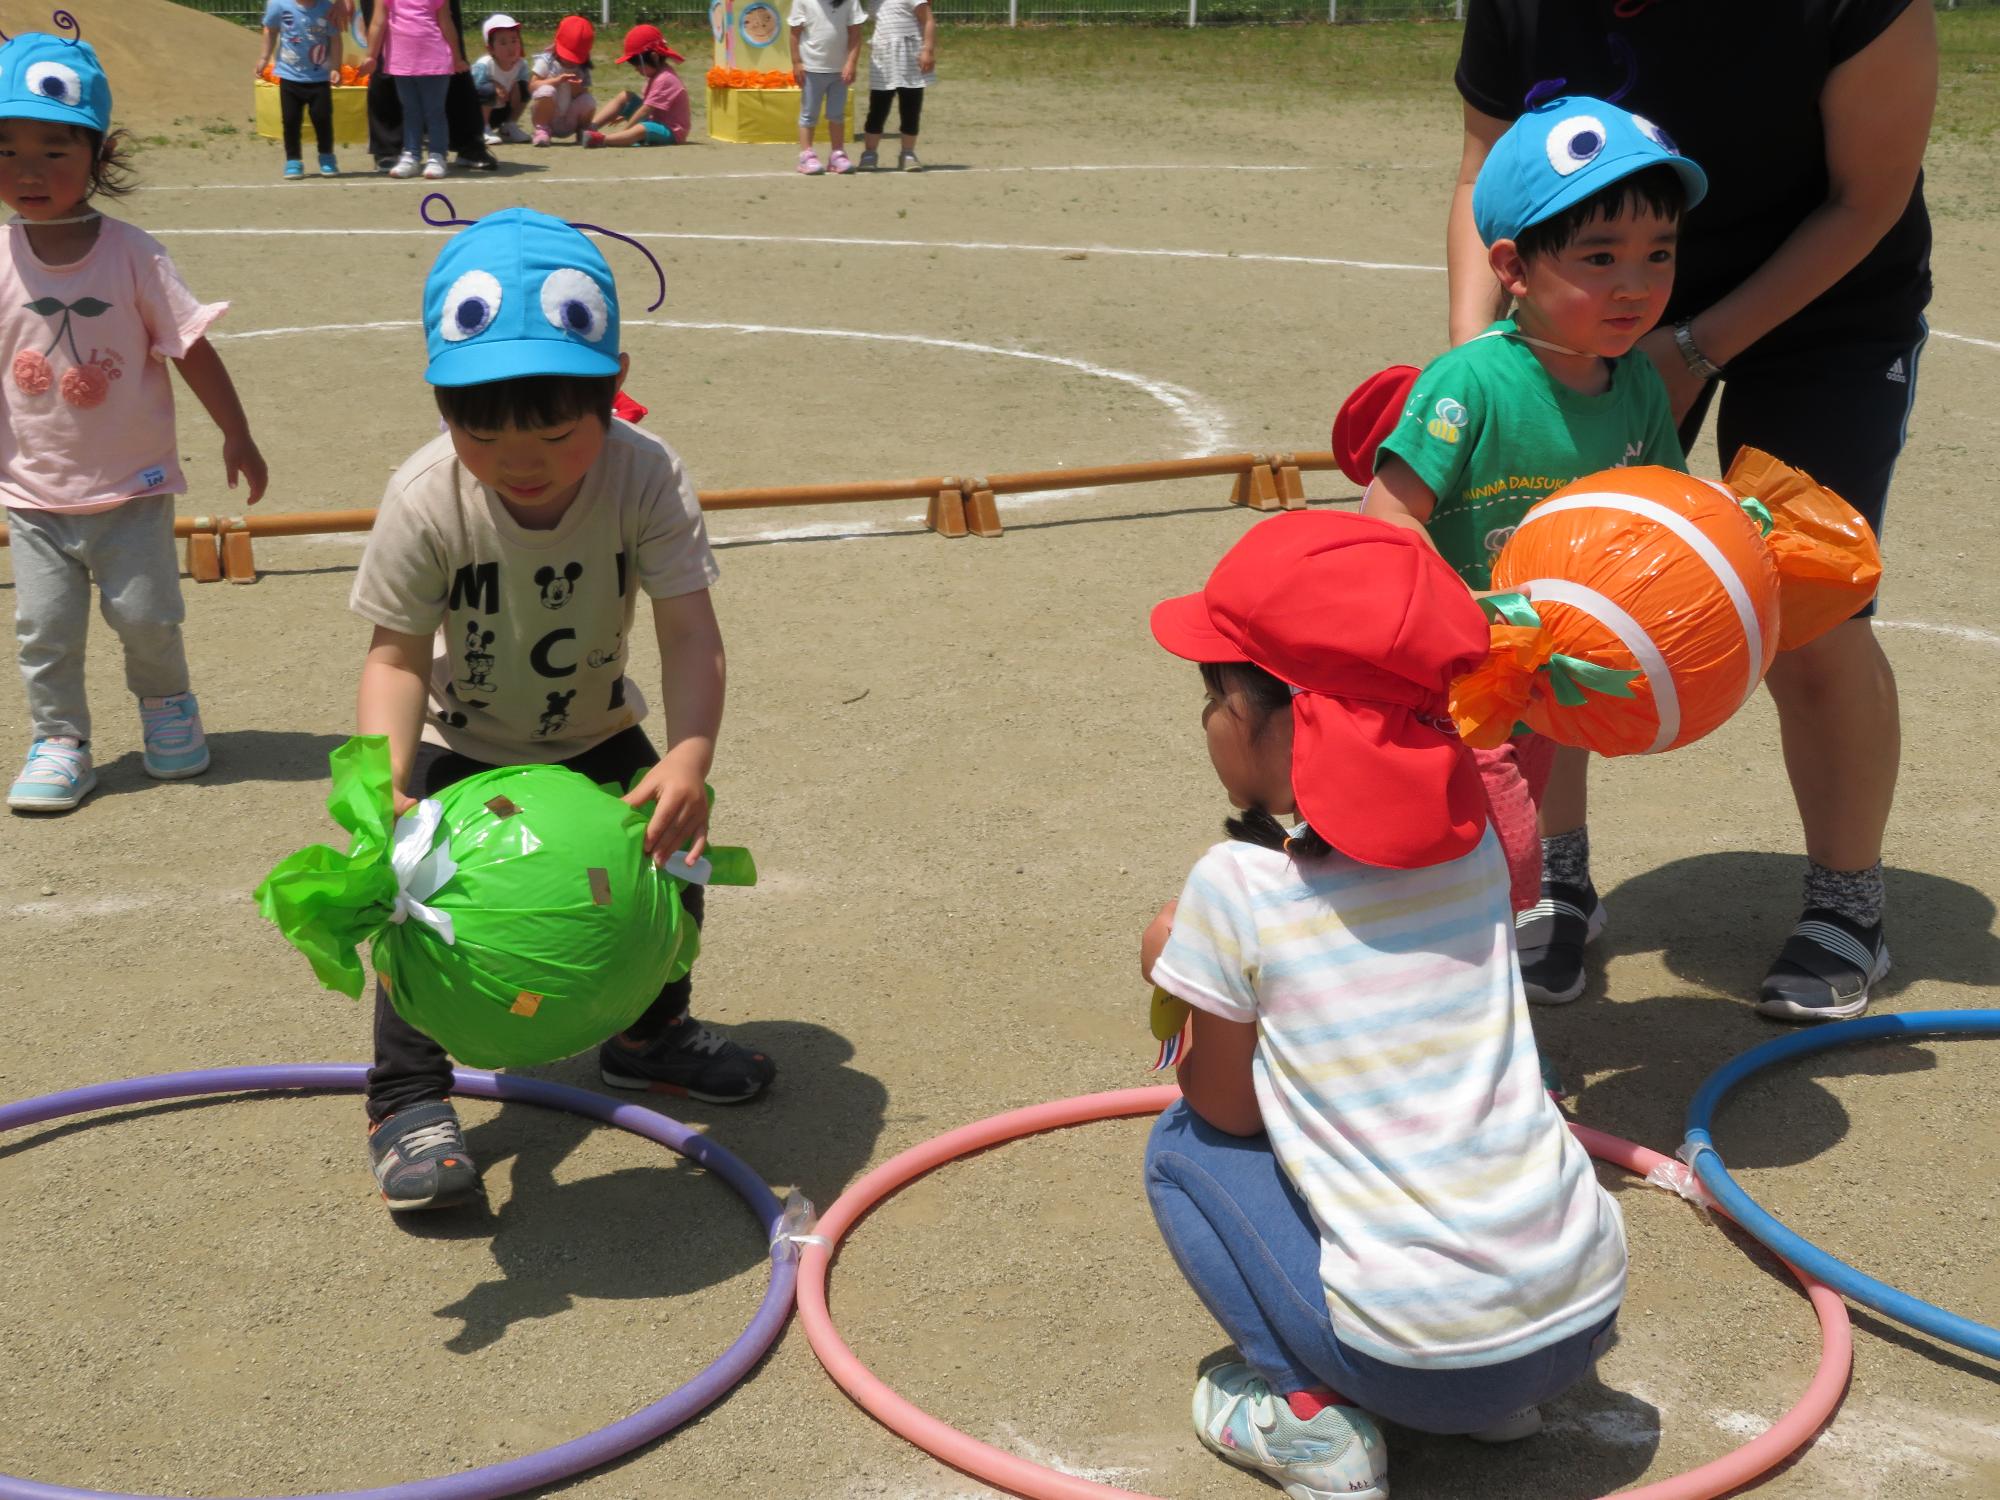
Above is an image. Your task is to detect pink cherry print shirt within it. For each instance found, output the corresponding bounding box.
[0,217,226,514]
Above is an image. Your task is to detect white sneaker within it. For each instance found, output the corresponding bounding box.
[499,120,532,144]
[1469,1406,1544,1443]
[1192,1363,1388,1500]
[422,153,447,180]
[482,127,502,146]
[388,152,418,178]
[8,736,97,813]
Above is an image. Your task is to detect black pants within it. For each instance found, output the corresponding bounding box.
[365,727,703,1122]
[359,0,490,163]
[864,87,924,138]
[279,78,333,160]
[1676,305,1929,620]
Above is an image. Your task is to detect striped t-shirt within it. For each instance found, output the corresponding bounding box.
[1154,830,1626,1369]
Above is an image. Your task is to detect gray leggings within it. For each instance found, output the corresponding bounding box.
[798,71,849,129]
[9,497,191,742]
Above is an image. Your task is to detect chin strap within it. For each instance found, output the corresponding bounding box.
[1474,327,1595,360]
[9,211,101,226]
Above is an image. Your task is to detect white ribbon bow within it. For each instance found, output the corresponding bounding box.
[388,798,459,945]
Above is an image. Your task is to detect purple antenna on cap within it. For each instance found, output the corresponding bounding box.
[52,9,81,42]
[1523,76,1568,110]
[416,195,667,313]
[1603,35,1637,102]
[567,219,666,312]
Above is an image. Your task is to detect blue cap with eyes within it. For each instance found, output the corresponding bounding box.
[0,32,113,135]
[1472,94,1706,247]
[423,206,621,387]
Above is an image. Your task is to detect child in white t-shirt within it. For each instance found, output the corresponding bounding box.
[787,0,865,175]
[1139,511,1626,1500]
[470,13,531,144]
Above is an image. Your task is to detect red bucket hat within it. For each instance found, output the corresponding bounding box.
[1150,511,1492,869]
[617,23,686,63]
[1331,364,1419,489]
[553,16,596,65]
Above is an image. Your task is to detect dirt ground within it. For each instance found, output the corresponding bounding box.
[3,18,1999,1500]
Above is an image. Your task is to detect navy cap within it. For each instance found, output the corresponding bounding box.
[423,207,621,387]
[0,32,112,135]
[1472,95,1706,246]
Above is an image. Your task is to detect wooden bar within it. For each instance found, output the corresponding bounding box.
[699,476,954,511]
[981,452,1267,496]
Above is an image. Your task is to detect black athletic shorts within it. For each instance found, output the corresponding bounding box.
[1678,310,1928,621]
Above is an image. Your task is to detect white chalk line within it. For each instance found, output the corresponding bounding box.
[138,162,1314,196]
[149,227,2000,341]
[211,316,1228,453]
[1877,619,2000,648]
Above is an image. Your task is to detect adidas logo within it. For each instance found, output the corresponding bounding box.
[1887,357,1907,384]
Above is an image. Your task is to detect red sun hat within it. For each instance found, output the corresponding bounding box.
[1331,364,1420,489]
[1150,511,1493,869]
[617,23,686,63]
[553,16,596,64]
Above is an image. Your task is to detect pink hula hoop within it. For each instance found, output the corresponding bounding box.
[797,1086,1851,1500]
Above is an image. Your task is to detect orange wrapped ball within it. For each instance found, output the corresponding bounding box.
[1451,450,1881,757]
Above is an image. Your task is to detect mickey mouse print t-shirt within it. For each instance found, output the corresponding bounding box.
[351,420,719,765]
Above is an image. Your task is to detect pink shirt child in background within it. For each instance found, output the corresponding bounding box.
[583,24,690,149]
[378,0,456,74]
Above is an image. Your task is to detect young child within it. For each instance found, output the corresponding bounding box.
[1,31,267,814]
[349,206,776,1209]
[1141,512,1626,1500]
[470,12,531,144]
[1361,96,1705,1003]
[259,0,342,178]
[583,25,689,150]
[365,0,465,179]
[788,0,864,176]
[859,0,931,172]
[529,15,596,146]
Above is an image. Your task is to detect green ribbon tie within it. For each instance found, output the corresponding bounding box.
[1738,496,1774,536]
[1476,592,1642,707]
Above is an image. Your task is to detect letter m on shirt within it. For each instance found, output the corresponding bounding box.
[449,562,500,615]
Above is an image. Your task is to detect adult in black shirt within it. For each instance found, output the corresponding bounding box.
[1450,1,1936,1019]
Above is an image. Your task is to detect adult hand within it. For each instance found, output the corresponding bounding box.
[1636,325,1707,424]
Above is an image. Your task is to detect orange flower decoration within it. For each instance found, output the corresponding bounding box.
[707,66,797,89]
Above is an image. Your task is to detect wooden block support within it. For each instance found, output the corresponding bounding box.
[221,527,257,584]
[964,488,1002,538]
[1241,460,1283,512]
[925,486,968,539]
[1275,458,1307,510]
[185,531,222,582]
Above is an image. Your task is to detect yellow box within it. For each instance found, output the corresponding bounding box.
[253,79,372,149]
[706,84,853,145]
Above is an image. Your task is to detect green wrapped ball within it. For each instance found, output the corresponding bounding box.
[255,736,755,1069]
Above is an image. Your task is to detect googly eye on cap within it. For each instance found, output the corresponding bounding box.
[0,16,113,135]
[418,196,667,389]
[1470,90,1706,247]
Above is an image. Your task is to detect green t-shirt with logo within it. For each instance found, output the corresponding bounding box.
[1376,321,1686,589]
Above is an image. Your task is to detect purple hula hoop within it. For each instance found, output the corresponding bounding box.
[0,1064,796,1500]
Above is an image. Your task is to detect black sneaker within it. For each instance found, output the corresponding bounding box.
[1757,909,1890,1023]
[1515,880,1605,1005]
[367,1100,481,1211]
[599,1016,776,1104]
[455,151,501,172]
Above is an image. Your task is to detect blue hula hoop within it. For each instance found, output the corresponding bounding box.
[1683,1010,2000,1361]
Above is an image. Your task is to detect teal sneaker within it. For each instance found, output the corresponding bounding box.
[8,737,96,813]
[283,158,304,179]
[317,153,339,177]
[139,692,210,779]
[1191,1363,1388,1500]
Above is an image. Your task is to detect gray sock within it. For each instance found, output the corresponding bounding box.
[1804,859,1884,928]
[1541,827,1590,889]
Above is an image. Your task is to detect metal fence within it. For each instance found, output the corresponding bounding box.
[175,0,1996,27]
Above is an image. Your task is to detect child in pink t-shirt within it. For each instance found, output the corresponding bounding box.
[1,30,267,813]
[582,25,689,148]
[364,0,465,180]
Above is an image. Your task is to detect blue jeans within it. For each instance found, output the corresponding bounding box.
[1144,1101,1617,1434]
[393,73,450,159]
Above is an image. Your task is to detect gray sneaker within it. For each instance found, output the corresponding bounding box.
[858,147,879,169]
[368,1101,481,1211]
[899,150,923,172]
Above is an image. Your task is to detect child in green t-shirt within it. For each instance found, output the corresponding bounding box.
[1362,95,1707,1006]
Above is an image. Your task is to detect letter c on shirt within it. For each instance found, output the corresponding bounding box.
[531,628,577,678]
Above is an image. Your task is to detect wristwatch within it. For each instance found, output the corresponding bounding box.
[1673,318,1723,380]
